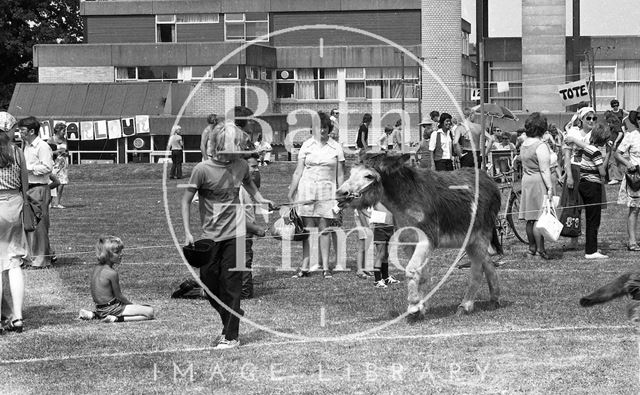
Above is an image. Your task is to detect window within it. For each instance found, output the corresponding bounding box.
[115,66,178,81]
[156,14,219,43]
[186,65,238,80]
[581,60,622,110]
[462,32,470,56]
[275,68,338,100]
[156,15,176,43]
[245,66,272,81]
[488,62,522,111]
[224,13,269,42]
[364,67,419,100]
[346,68,365,98]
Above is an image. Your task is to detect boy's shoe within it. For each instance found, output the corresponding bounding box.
[292,270,309,278]
[323,270,333,279]
[102,315,118,323]
[384,275,400,285]
[214,338,240,350]
[78,309,95,320]
[374,280,388,289]
[585,252,609,259]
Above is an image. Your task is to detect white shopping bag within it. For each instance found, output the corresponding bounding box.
[535,195,563,242]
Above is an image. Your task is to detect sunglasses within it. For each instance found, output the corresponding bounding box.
[585,116,597,121]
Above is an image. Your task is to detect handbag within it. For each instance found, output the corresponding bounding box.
[272,208,308,241]
[535,195,563,242]
[625,166,640,192]
[559,179,581,237]
[15,146,42,232]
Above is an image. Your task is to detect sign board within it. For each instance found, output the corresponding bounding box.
[558,79,590,106]
[471,89,481,101]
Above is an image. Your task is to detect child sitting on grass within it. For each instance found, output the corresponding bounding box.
[78,236,155,322]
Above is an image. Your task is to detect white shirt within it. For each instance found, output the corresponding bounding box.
[23,137,53,184]
[428,129,453,160]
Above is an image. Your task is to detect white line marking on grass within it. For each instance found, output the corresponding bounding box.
[0,324,629,365]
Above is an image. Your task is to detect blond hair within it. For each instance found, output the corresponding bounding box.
[96,236,124,265]
[207,121,248,156]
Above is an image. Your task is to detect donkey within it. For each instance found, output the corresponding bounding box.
[336,152,502,317]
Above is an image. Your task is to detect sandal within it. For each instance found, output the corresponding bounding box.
[627,244,640,251]
[6,319,23,333]
[323,270,333,279]
[537,251,551,261]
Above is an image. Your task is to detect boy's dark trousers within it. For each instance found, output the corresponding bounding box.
[578,180,602,255]
[198,238,243,341]
[242,238,254,299]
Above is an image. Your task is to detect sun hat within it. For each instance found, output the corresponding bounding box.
[577,107,595,120]
[0,112,17,132]
[182,240,213,268]
[419,118,433,126]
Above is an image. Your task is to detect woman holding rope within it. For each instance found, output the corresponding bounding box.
[288,111,345,278]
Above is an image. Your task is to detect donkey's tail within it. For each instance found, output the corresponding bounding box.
[491,227,503,256]
[580,273,635,307]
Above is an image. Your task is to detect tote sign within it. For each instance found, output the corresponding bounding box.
[558,80,590,106]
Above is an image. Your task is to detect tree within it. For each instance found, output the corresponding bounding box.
[0,0,83,109]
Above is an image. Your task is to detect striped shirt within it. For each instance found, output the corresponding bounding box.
[579,145,604,183]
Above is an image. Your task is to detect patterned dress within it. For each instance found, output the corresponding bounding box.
[0,148,29,271]
[617,130,640,207]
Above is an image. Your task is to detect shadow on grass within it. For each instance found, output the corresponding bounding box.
[24,305,76,330]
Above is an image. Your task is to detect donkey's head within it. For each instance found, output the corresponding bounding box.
[360,151,412,174]
[336,165,382,210]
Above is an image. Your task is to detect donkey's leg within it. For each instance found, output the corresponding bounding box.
[405,239,432,315]
[458,239,489,314]
[482,247,501,309]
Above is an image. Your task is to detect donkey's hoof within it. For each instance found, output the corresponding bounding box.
[456,302,474,316]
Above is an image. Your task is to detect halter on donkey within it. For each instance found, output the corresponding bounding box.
[337,152,502,318]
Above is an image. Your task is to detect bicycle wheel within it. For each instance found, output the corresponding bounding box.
[506,190,527,244]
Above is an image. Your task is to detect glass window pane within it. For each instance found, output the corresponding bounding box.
[366,81,383,99]
[138,67,159,80]
[346,81,365,98]
[346,68,364,79]
[319,81,338,99]
[157,24,174,43]
[246,22,268,41]
[225,13,244,21]
[213,65,238,78]
[382,67,402,79]
[366,68,383,79]
[297,69,315,80]
[162,67,177,80]
[156,15,175,23]
[176,14,219,23]
[246,12,268,21]
[322,68,337,79]
[296,81,317,99]
[277,83,295,99]
[192,66,213,79]
[226,23,244,40]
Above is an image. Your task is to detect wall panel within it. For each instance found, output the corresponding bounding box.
[86,16,156,44]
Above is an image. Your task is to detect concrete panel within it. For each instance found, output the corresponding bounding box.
[152,0,222,14]
[270,0,341,12]
[81,1,153,16]
[34,44,113,67]
[86,15,155,44]
[111,43,187,66]
[246,45,277,68]
[221,0,269,13]
[340,0,418,11]
[185,43,244,66]
[177,22,224,43]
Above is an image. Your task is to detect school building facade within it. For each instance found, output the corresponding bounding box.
[8,0,477,163]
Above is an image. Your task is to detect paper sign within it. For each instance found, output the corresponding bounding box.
[107,119,122,139]
[66,122,79,140]
[135,115,150,134]
[370,210,387,224]
[94,120,108,140]
[121,117,135,136]
[497,81,510,93]
[40,120,51,141]
[557,79,590,106]
[80,121,94,140]
[471,88,481,101]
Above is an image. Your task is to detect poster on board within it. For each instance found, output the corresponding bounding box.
[66,122,79,141]
[80,121,94,140]
[39,120,51,141]
[94,120,108,140]
[121,117,136,136]
[135,115,150,134]
[107,119,122,139]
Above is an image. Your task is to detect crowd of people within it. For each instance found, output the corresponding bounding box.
[2,99,640,348]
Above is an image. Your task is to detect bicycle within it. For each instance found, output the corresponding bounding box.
[494,170,527,245]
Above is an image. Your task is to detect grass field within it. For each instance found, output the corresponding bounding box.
[1,161,639,394]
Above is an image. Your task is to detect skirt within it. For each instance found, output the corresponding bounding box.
[519,171,558,221]
[0,190,29,271]
[295,178,336,219]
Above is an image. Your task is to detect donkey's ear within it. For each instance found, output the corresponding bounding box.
[400,153,411,163]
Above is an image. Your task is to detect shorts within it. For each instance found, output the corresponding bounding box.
[373,225,394,243]
[95,298,126,319]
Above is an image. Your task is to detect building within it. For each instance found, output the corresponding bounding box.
[9,0,476,163]
[482,0,640,119]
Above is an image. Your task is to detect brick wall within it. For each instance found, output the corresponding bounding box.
[421,0,463,118]
[180,81,242,117]
[39,67,115,83]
